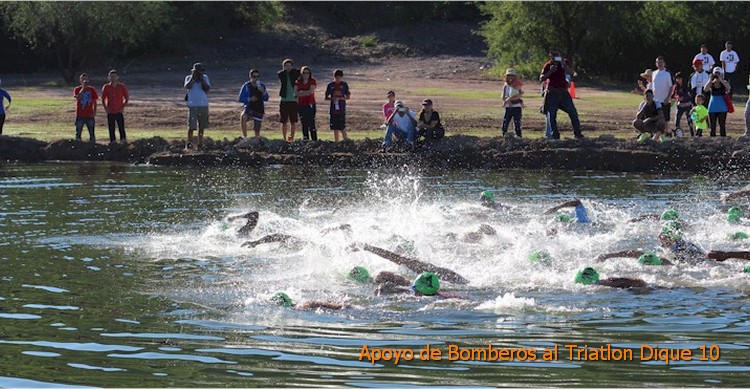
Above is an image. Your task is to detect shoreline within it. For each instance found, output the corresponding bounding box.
[3,134,750,173]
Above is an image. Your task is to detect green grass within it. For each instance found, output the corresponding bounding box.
[359,35,379,48]
[415,88,503,100]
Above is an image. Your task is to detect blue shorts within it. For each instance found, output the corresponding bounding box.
[575,204,590,224]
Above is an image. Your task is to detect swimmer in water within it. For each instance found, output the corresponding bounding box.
[544,199,590,224]
[348,267,447,296]
[458,224,497,243]
[574,266,649,289]
[479,190,509,210]
[270,292,344,310]
[351,243,470,285]
[226,211,259,237]
[241,223,352,248]
[628,208,681,223]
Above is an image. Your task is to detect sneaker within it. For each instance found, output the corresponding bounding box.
[574,133,585,139]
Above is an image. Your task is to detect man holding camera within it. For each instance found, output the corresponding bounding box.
[540,50,583,139]
[184,62,211,150]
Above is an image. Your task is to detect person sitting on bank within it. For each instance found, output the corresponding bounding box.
[416,99,445,145]
[382,100,417,152]
[574,267,649,289]
[633,89,666,141]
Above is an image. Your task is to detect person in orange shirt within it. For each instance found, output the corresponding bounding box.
[101,69,130,143]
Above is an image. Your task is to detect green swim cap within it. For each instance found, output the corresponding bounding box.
[529,250,552,266]
[661,220,684,241]
[413,272,440,296]
[637,133,650,143]
[271,292,293,307]
[728,207,744,224]
[220,222,229,231]
[575,267,600,285]
[349,266,371,283]
[480,190,495,203]
[638,253,662,266]
[744,266,750,273]
[555,213,573,223]
[660,209,679,221]
[732,231,749,240]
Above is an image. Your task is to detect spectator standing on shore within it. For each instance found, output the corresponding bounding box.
[278,59,301,143]
[325,69,351,142]
[636,69,653,94]
[673,72,693,137]
[383,90,396,125]
[694,44,716,71]
[73,73,98,143]
[501,68,524,137]
[101,69,129,144]
[0,77,11,135]
[184,62,211,150]
[690,59,710,104]
[294,66,317,141]
[416,99,444,144]
[238,69,268,139]
[691,94,709,137]
[720,41,740,97]
[540,49,583,139]
[704,67,731,137]
[651,56,675,132]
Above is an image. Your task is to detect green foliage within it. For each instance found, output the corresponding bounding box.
[0,2,173,82]
[359,35,379,48]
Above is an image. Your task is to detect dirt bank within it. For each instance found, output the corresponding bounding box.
[4,135,750,173]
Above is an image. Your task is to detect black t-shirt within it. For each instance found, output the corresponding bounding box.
[710,81,727,97]
[640,101,660,120]
[419,110,441,128]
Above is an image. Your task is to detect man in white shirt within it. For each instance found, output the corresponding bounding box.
[184,62,211,150]
[720,41,740,97]
[693,44,715,71]
[651,56,675,129]
[382,100,417,151]
[689,58,710,104]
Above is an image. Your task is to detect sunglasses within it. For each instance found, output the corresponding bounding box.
[251,75,259,78]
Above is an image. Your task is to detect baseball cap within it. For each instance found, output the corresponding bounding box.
[394,100,404,108]
[692,58,704,66]
[422,99,433,106]
[191,62,205,72]
[713,67,724,75]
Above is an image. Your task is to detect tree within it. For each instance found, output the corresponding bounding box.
[0,2,173,82]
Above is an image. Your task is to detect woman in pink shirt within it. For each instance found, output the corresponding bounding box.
[382,90,396,125]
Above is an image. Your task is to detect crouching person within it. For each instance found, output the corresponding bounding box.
[416,99,444,146]
[633,89,666,141]
[382,100,417,152]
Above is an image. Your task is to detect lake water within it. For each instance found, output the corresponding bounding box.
[2,162,750,387]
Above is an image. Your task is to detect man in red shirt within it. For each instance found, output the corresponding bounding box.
[101,69,130,143]
[540,49,583,139]
[73,73,98,142]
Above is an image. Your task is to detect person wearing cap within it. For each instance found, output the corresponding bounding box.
[270,292,344,310]
[704,66,731,137]
[652,56,675,130]
[416,98,444,145]
[693,44,716,71]
[673,72,693,137]
[73,73,98,143]
[501,68,524,137]
[225,211,260,237]
[101,69,129,143]
[574,267,649,289]
[539,49,583,139]
[637,69,653,94]
[382,99,417,151]
[633,89,666,138]
[0,77,11,135]
[689,59,710,105]
[544,199,590,224]
[348,266,414,295]
[277,59,301,143]
[184,62,211,150]
[479,190,508,210]
[238,68,268,139]
[720,41,740,97]
[383,90,396,125]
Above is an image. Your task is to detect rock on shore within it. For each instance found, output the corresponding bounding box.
[3,134,750,173]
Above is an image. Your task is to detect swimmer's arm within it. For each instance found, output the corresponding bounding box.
[597,277,648,289]
[544,199,583,214]
[594,250,644,263]
[362,244,470,285]
[227,211,259,222]
[628,214,660,223]
[723,189,750,202]
[707,250,750,262]
[297,301,344,310]
[241,233,299,248]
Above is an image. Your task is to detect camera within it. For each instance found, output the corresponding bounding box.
[553,56,563,62]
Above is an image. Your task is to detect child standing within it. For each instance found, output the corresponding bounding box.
[0,77,11,135]
[501,68,524,137]
[325,69,351,142]
[673,72,693,136]
[690,94,709,137]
